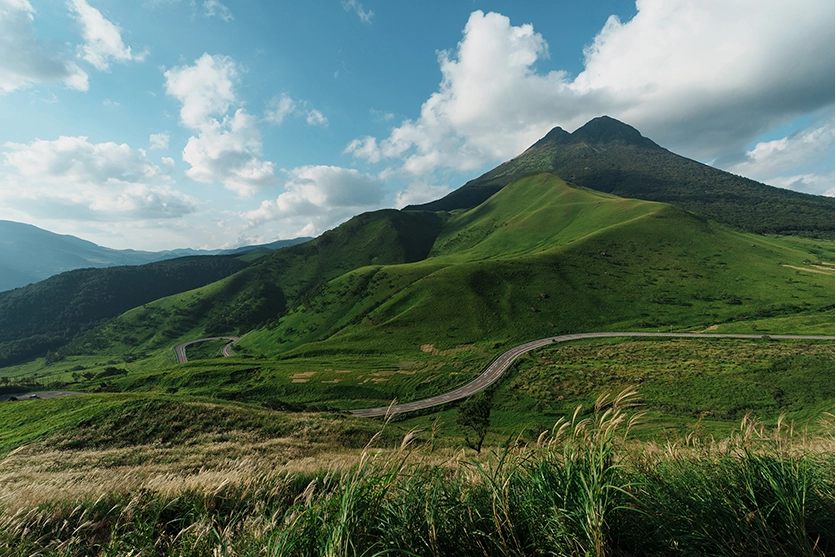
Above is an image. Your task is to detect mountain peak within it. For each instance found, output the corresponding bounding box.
[570,116,659,148]
[531,126,570,148]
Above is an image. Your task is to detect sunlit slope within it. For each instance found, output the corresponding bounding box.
[429,173,659,260]
[55,209,449,361]
[242,175,833,360]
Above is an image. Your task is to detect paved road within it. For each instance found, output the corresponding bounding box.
[349,332,835,418]
[0,391,82,402]
[173,337,240,364]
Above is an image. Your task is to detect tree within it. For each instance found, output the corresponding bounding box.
[456,390,494,454]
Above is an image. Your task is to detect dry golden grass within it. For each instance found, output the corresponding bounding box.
[0,395,832,556]
[0,427,474,522]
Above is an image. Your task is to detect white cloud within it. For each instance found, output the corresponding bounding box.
[0,0,89,92]
[69,0,147,71]
[149,131,170,150]
[165,54,277,196]
[348,3,834,194]
[242,165,384,236]
[164,53,237,129]
[305,109,328,127]
[344,136,380,163]
[341,0,372,24]
[722,118,835,196]
[1,136,197,219]
[264,93,295,125]
[394,182,452,209]
[182,109,276,196]
[573,0,833,158]
[264,93,329,127]
[203,0,232,21]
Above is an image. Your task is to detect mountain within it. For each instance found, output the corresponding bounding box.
[0,255,254,366]
[34,174,832,411]
[0,220,310,292]
[0,209,447,367]
[404,116,834,238]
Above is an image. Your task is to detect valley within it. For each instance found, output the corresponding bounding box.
[0,117,832,556]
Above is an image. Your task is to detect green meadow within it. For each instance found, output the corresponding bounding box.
[0,173,832,555]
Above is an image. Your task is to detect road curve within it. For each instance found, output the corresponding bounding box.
[349,332,835,418]
[174,337,240,364]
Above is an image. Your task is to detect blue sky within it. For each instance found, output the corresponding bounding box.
[0,0,833,250]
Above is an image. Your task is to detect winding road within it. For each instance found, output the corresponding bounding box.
[348,332,835,418]
[173,337,240,364]
[171,331,833,418]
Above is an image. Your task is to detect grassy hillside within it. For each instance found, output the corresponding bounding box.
[0,390,831,556]
[409,117,834,239]
[0,255,252,367]
[252,174,832,356]
[7,174,829,416]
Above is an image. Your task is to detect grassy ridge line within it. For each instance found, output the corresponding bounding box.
[350,332,835,417]
[261,198,832,369]
[0,392,399,457]
[40,210,448,366]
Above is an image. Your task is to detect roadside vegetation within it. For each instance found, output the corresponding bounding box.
[0,391,831,556]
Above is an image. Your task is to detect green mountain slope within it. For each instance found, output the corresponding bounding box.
[48,209,449,361]
[250,175,831,363]
[2,174,832,414]
[0,256,253,367]
[406,116,834,239]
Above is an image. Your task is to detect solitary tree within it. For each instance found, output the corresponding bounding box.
[456,390,494,453]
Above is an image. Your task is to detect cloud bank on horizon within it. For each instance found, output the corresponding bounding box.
[348,6,834,202]
[0,0,832,250]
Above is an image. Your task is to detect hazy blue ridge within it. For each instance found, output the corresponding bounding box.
[0,219,309,292]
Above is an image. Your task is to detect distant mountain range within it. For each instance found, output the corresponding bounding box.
[406,116,834,239]
[0,220,310,292]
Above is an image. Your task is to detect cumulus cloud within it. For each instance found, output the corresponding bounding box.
[182,109,276,196]
[341,0,372,24]
[0,0,89,92]
[69,0,148,71]
[264,93,329,127]
[344,11,580,175]
[721,118,835,196]
[164,53,237,128]
[394,182,452,209]
[264,93,295,125]
[242,165,384,236]
[348,3,834,194]
[203,0,232,21]
[1,136,197,219]
[165,53,276,196]
[149,132,169,150]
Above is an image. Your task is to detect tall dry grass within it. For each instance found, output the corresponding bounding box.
[0,393,832,556]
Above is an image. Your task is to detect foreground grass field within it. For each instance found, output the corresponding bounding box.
[0,337,832,555]
[0,392,831,556]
